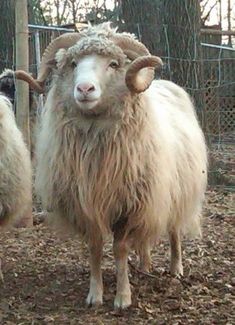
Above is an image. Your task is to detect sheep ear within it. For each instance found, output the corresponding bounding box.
[55,48,67,69]
[41,49,66,69]
[44,48,67,70]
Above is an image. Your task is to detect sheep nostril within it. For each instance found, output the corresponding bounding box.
[87,85,95,93]
[77,83,95,94]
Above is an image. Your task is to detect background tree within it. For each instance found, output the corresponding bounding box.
[120,0,161,55]
[119,0,205,119]
[0,0,15,71]
[31,0,120,26]
[28,0,48,25]
[160,0,202,86]
[0,0,47,72]
[161,0,204,121]
[200,0,221,27]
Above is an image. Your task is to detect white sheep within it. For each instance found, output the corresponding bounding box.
[20,23,207,309]
[0,95,32,228]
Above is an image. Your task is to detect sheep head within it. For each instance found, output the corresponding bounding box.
[0,69,16,102]
[54,47,161,113]
[15,23,162,102]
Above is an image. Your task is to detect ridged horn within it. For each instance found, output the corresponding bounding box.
[37,32,83,85]
[111,35,162,93]
[15,70,44,93]
[112,34,150,59]
[125,56,163,93]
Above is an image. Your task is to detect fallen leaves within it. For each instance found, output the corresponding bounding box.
[0,189,234,324]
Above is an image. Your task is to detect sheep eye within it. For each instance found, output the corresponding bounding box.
[109,60,119,69]
[71,60,77,68]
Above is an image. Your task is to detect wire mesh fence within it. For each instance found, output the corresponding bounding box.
[28,24,76,77]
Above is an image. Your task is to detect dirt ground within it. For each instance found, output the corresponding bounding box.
[0,189,234,325]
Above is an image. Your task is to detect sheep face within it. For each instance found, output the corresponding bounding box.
[73,54,128,111]
[54,45,130,115]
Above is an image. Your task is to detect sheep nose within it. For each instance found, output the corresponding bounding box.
[77,83,95,94]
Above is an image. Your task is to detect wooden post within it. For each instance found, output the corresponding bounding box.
[15,0,30,147]
[15,0,33,227]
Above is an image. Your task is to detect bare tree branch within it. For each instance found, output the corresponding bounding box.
[201,1,218,24]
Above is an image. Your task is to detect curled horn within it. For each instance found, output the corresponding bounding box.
[125,56,163,93]
[14,33,83,94]
[112,35,163,92]
[112,34,150,58]
[37,32,82,85]
[14,70,44,93]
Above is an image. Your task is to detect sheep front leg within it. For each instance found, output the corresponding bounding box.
[113,234,131,309]
[169,228,183,276]
[86,234,103,306]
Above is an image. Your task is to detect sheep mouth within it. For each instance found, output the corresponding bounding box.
[79,98,97,103]
[75,95,99,103]
[75,97,99,110]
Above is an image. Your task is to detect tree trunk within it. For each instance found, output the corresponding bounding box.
[120,1,204,116]
[161,0,202,87]
[0,0,15,71]
[228,0,232,45]
[120,0,161,56]
[161,0,205,123]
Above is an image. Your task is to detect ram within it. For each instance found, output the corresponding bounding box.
[21,23,207,309]
[0,95,32,229]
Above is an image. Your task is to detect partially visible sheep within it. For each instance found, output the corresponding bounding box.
[0,95,32,228]
[0,69,40,157]
[0,68,40,106]
[19,23,207,309]
[0,69,16,105]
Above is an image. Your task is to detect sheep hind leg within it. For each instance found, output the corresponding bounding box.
[113,233,131,309]
[86,234,103,307]
[169,228,183,276]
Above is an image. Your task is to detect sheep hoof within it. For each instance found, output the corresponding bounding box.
[86,291,103,307]
[114,293,131,309]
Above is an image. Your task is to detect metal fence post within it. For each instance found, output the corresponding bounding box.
[34,30,44,112]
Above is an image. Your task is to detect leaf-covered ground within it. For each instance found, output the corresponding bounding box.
[0,189,234,324]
